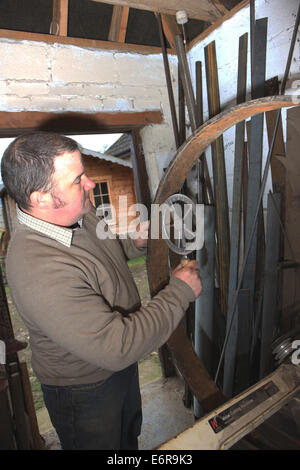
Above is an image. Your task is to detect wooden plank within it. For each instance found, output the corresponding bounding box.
[205,40,230,317]
[7,361,31,449]
[129,130,151,213]
[0,260,26,359]
[52,0,69,36]
[92,0,228,22]
[0,110,163,137]
[20,362,43,450]
[108,5,129,42]
[0,265,15,348]
[161,14,181,50]
[0,387,16,449]
[0,28,175,56]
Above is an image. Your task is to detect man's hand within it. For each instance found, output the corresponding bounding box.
[133,220,149,249]
[171,260,202,298]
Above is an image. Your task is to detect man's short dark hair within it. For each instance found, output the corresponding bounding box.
[1,131,79,211]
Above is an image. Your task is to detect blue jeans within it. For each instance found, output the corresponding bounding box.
[41,363,142,450]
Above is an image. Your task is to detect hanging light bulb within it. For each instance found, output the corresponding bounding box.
[176,10,188,45]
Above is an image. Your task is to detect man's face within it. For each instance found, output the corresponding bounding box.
[50,150,95,226]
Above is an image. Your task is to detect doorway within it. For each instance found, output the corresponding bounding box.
[0,122,161,440]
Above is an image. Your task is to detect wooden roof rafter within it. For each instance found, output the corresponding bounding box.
[51,0,69,36]
[48,0,245,51]
[0,1,248,55]
[50,0,180,48]
[108,5,130,42]
[92,0,228,22]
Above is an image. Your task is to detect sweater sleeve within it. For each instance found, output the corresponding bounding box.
[8,253,195,373]
[118,235,147,260]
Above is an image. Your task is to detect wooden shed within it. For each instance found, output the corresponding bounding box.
[82,146,138,234]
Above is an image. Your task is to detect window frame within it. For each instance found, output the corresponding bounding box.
[89,177,114,222]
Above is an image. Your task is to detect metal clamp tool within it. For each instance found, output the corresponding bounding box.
[161,193,197,267]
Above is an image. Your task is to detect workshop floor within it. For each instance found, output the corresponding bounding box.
[39,375,300,451]
[41,375,195,450]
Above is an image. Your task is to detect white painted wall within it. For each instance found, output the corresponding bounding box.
[186,0,300,208]
[0,40,178,197]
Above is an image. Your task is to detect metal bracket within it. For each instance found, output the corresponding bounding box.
[161,193,197,256]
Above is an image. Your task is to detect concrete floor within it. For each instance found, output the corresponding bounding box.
[41,375,195,450]
[139,376,195,450]
[39,375,300,451]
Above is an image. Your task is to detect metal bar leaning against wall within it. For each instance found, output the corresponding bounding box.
[147,95,297,409]
[223,32,248,398]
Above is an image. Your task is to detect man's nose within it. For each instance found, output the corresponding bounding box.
[84,176,95,190]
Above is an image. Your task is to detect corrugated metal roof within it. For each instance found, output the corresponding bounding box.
[80,146,132,168]
[106,133,131,160]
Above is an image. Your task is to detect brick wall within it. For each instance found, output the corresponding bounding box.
[0,40,178,197]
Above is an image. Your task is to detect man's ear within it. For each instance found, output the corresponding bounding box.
[30,191,52,209]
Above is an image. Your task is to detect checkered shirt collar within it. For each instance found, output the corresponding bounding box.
[16,205,77,247]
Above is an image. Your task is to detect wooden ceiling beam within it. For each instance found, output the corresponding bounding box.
[92,0,228,22]
[0,111,163,137]
[108,5,130,42]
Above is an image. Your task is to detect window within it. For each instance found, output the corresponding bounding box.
[93,181,112,220]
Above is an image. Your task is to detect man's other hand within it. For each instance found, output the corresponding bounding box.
[133,220,149,248]
[171,260,202,298]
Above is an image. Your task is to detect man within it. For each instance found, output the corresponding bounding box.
[1,131,202,450]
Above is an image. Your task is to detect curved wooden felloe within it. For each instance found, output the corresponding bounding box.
[147,96,298,410]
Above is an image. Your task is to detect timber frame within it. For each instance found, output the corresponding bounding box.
[0,109,156,236]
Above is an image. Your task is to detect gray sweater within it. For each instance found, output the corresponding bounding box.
[6,209,195,386]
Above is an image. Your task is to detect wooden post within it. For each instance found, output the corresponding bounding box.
[205,40,230,317]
